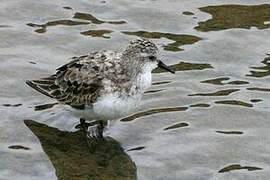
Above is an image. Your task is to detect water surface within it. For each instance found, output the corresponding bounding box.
[1,0,270,180]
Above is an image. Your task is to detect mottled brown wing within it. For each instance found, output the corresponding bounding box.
[26,55,104,107]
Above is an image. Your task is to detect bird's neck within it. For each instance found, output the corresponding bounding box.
[134,70,152,92]
[121,52,155,94]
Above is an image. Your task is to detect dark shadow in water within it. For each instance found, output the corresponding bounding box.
[27,12,126,33]
[153,61,213,73]
[227,81,250,85]
[195,4,270,31]
[35,102,58,111]
[164,122,189,131]
[121,106,188,122]
[152,81,172,86]
[0,25,13,28]
[29,61,37,64]
[122,31,202,52]
[190,103,210,108]
[24,120,136,180]
[201,77,230,85]
[2,103,22,107]
[81,30,113,39]
[8,145,30,150]
[219,164,262,173]
[215,131,243,135]
[247,55,270,78]
[144,89,165,94]
[189,89,239,96]
[63,6,73,10]
[182,11,195,16]
[127,146,145,152]
[247,87,270,92]
[215,100,253,107]
[201,77,249,85]
[250,99,263,103]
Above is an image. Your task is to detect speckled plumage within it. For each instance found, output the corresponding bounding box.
[26,39,161,119]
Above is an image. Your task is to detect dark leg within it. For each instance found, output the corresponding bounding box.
[79,118,90,140]
[78,118,106,140]
[80,118,87,132]
[97,121,104,139]
[87,120,105,139]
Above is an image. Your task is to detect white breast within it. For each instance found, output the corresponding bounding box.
[92,71,152,120]
[93,93,141,120]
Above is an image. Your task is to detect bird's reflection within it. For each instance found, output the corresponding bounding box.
[24,120,137,180]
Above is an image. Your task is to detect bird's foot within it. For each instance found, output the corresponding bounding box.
[78,118,105,141]
[87,123,104,139]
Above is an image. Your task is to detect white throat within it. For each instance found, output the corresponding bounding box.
[135,62,157,92]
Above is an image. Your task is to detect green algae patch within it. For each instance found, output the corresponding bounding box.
[27,12,125,33]
[219,164,262,173]
[153,61,213,73]
[122,31,202,52]
[121,106,188,122]
[73,12,126,25]
[247,55,270,78]
[81,30,113,39]
[164,122,189,131]
[215,100,253,107]
[183,11,194,16]
[195,4,270,32]
[24,120,136,180]
[27,20,90,33]
[189,89,239,96]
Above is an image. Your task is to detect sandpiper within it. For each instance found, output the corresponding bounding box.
[26,38,175,138]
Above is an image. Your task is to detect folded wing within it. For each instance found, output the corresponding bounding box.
[26,55,104,107]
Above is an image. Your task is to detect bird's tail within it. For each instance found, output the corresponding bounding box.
[26,76,58,98]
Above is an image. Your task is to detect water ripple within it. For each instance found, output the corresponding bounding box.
[219,164,263,173]
[189,89,239,96]
[121,106,188,122]
[164,122,189,131]
[215,100,253,107]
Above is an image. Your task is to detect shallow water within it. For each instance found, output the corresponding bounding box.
[1,0,270,179]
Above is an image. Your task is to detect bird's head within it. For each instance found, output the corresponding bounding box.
[123,38,175,74]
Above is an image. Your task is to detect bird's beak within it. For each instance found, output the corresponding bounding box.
[158,60,175,74]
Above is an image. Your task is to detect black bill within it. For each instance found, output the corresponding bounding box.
[158,60,175,74]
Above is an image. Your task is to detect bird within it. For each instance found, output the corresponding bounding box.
[26,38,175,139]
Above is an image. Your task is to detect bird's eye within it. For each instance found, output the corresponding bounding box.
[149,56,156,61]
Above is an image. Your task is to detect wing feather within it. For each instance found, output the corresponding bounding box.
[26,54,104,106]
